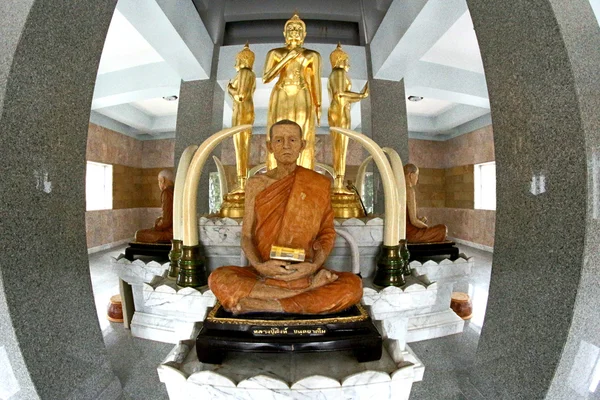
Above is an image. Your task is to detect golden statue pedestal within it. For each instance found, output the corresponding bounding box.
[331,191,365,219]
[220,192,245,218]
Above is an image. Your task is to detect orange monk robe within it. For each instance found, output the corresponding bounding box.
[406,207,447,243]
[209,167,363,314]
[135,185,174,243]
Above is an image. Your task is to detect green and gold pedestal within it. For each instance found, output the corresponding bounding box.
[373,244,406,287]
[168,239,183,279]
[177,245,207,287]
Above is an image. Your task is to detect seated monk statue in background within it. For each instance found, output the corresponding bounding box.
[134,169,174,243]
[209,120,362,314]
[404,163,448,243]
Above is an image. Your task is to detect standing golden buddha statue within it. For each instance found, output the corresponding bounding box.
[263,14,322,170]
[220,43,256,218]
[328,44,369,218]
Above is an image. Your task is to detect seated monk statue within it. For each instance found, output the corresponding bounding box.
[404,163,448,243]
[209,120,363,314]
[134,169,174,243]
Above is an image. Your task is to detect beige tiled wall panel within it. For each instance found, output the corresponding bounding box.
[85,207,162,248]
[86,123,175,248]
[415,168,446,208]
[86,124,143,167]
[409,125,495,169]
[142,139,175,169]
[409,125,495,247]
[419,207,496,247]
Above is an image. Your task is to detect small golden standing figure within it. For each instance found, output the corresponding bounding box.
[263,14,322,170]
[328,44,369,218]
[221,43,256,218]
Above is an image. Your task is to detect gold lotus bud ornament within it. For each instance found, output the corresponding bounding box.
[236,42,255,69]
[330,43,349,68]
[284,13,306,32]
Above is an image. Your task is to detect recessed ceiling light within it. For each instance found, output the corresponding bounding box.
[408,96,423,102]
[163,95,178,101]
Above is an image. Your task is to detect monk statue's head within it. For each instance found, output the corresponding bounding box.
[403,163,419,187]
[330,43,349,70]
[158,169,175,191]
[235,42,255,70]
[267,120,306,166]
[284,14,306,47]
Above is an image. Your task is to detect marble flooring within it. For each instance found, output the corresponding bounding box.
[88,244,492,400]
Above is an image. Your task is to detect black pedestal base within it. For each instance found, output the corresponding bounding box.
[196,303,382,364]
[407,240,460,261]
[124,242,171,261]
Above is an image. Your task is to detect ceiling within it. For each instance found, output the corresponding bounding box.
[90,0,495,141]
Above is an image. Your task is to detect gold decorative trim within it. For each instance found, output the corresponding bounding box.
[129,241,171,247]
[408,240,455,246]
[206,302,369,326]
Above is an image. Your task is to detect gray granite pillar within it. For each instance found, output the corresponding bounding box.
[361,48,409,214]
[465,1,600,398]
[175,46,224,215]
[0,1,122,399]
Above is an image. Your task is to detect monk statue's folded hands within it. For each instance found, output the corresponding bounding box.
[271,262,321,282]
[254,259,293,278]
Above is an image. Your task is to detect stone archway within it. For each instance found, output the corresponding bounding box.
[0,1,121,399]
[0,1,598,399]
[465,1,600,398]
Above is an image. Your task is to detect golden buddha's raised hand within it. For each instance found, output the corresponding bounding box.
[262,48,302,83]
[361,82,369,97]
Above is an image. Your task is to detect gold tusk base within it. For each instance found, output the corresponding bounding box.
[168,239,183,279]
[176,245,206,287]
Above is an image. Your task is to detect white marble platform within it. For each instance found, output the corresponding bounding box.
[130,278,216,343]
[363,265,469,348]
[113,252,471,344]
[112,257,169,284]
[410,256,473,283]
[113,257,216,343]
[158,336,423,400]
[363,275,438,320]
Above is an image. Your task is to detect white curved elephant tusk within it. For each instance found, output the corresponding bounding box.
[173,145,198,240]
[212,155,228,202]
[182,125,252,246]
[330,127,400,246]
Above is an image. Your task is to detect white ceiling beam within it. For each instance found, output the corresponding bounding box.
[405,61,490,109]
[435,104,489,129]
[407,103,488,132]
[150,115,177,133]
[116,0,212,81]
[407,115,437,132]
[370,0,467,80]
[95,104,154,132]
[406,86,489,109]
[89,111,140,138]
[91,62,181,110]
